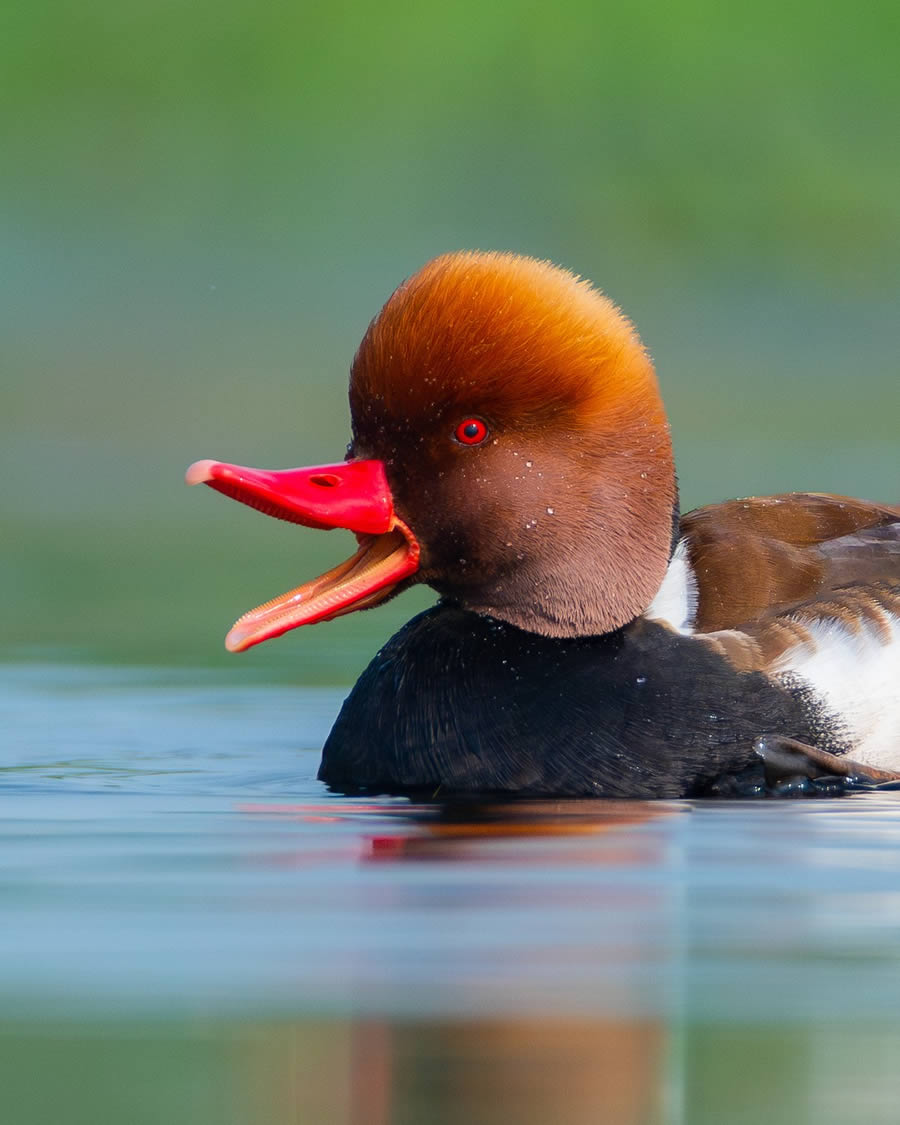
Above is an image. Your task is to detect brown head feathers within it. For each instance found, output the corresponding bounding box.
[348,251,678,637]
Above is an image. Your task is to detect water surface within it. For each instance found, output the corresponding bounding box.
[4,663,900,1124]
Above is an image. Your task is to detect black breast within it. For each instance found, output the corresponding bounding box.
[318,605,824,798]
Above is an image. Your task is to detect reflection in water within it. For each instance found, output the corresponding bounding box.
[7,667,900,1124]
[363,798,670,862]
[236,800,672,1123]
[243,1018,664,1125]
[7,1015,900,1125]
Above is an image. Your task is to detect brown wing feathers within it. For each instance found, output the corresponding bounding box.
[682,493,900,672]
[682,493,900,634]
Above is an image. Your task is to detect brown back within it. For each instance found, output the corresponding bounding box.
[682,492,900,633]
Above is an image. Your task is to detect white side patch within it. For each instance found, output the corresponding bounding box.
[644,538,698,635]
[774,613,900,768]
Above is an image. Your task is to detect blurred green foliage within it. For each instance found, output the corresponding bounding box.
[2,0,898,678]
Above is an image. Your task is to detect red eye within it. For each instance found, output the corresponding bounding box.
[454,418,489,445]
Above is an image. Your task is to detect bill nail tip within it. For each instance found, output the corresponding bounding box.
[225,628,252,653]
[185,459,218,486]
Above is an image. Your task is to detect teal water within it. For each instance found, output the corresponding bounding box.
[5,662,900,1123]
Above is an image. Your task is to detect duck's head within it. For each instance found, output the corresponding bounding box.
[187,251,677,651]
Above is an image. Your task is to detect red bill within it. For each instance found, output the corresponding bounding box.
[185,459,420,651]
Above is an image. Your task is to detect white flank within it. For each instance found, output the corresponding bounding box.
[774,612,900,768]
[645,538,698,635]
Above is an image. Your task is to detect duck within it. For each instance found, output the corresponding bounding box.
[186,251,900,798]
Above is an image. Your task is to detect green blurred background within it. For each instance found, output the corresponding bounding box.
[3,0,898,682]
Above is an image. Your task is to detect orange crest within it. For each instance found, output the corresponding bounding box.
[351,251,667,435]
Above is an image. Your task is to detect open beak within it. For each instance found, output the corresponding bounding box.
[185,459,420,652]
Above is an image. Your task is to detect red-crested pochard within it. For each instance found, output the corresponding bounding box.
[187,252,900,797]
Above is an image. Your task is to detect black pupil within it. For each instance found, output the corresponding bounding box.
[463,422,480,439]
